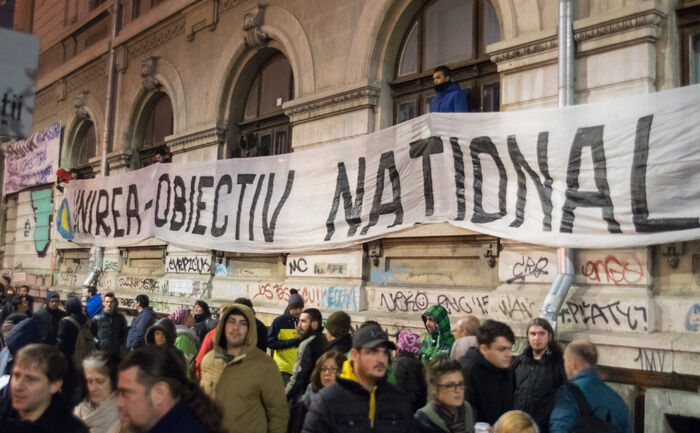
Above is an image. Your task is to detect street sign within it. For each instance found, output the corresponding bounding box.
[0,27,39,140]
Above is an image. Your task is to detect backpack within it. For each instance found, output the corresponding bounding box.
[62,316,96,366]
[566,382,619,433]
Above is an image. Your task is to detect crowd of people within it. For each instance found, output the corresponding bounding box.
[0,277,631,433]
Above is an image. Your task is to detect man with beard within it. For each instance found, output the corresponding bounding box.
[117,346,226,433]
[430,65,468,113]
[200,304,287,433]
[286,308,326,405]
[34,291,66,345]
[0,344,88,432]
[513,318,566,433]
[302,322,414,432]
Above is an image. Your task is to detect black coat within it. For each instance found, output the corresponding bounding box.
[0,393,89,433]
[33,307,66,345]
[512,347,566,433]
[287,330,326,404]
[90,310,127,355]
[323,334,352,355]
[302,377,415,433]
[393,352,427,413]
[56,313,89,408]
[459,346,514,425]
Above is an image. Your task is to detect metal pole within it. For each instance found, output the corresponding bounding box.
[540,0,575,335]
[94,1,121,272]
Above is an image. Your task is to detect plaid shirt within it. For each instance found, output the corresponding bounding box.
[419,305,455,363]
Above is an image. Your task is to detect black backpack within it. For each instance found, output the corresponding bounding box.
[566,383,619,433]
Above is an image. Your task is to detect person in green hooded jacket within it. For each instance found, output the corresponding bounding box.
[420,305,455,364]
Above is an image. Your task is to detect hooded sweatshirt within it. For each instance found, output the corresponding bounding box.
[200,304,288,433]
[145,318,188,374]
[420,305,455,363]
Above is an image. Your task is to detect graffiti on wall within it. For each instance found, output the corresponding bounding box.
[30,189,52,257]
[559,300,647,331]
[577,251,646,285]
[685,304,700,332]
[251,282,359,311]
[166,256,211,274]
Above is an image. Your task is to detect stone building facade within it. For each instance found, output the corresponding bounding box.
[3,1,700,430]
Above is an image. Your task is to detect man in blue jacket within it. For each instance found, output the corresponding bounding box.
[550,340,630,433]
[127,294,157,350]
[430,65,468,113]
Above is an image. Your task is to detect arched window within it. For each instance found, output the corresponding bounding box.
[73,119,97,178]
[392,0,501,123]
[236,52,293,157]
[136,91,173,167]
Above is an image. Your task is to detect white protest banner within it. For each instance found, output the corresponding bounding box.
[59,85,700,251]
[3,122,61,195]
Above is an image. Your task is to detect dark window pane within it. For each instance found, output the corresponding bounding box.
[275,130,288,154]
[397,101,416,123]
[244,75,260,120]
[481,0,501,54]
[693,33,700,85]
[260,54,292,116]
[152,93,173,145]
[482,82,500,112]
[259,134,271,156]
[398,21,419,76]
[78,121,96,166]
[423,0,473,69]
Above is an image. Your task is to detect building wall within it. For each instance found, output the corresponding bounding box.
[3,1,699,430]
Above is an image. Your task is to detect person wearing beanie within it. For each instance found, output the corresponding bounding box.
[393,329,427,412]
[323,311,352,355]
[268,289,303,385]
[0,313,28,381]
[34,290,66,345]
[0,315,42,398]
[169,307,199,379]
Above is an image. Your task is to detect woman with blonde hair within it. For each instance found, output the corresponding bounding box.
[493,410,540,433]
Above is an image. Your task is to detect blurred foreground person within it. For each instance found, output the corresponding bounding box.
[0,344,89,433]
[74,351,123,433]
[494,411,540,433]
[117,347,226,433]
[416,355,475,433]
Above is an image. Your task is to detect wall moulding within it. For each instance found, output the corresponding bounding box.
[166,123,227,155]
[283,85,380,124]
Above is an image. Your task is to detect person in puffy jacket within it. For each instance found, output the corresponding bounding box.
[126,294,156,350]
[512,318,565,433]
[90,292,127,355]
[268,290,303,384]
[430,66,468,113]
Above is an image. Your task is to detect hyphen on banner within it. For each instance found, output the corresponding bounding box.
[0,27,39,140]
[60,85,700,252]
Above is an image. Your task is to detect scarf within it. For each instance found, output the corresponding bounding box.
[74,392,121,433]
[433,400,467,433]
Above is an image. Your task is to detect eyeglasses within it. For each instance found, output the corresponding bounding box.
[437,382,466,392]
[320,367,339,374]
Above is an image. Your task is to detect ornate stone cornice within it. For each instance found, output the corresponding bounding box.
[220,0,245,14]
[166,123,227,154]
[489,37,558,64]
[35,88,55,109]
[65,61,106,93]
[242,4,269,49]
[127,18,186,60]
[574,9,666,43]
[284,86,380,124]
